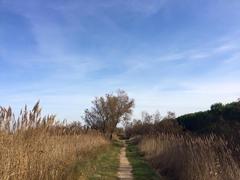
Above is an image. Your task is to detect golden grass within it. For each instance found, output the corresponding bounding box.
[139,134,240,180]
[0,102,108,180]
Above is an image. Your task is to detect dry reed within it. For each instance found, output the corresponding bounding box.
[139,134,240,180]
[0,102,108,180]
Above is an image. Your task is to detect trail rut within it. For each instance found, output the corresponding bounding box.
[118,144,133,180]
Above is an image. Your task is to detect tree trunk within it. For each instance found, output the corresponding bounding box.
[105,132,112,140]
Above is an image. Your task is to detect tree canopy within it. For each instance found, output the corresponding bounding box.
[83,90,134,139]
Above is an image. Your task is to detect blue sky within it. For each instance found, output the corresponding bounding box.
[1,0,240,121]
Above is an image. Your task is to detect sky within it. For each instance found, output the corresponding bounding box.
[0,0,240,122]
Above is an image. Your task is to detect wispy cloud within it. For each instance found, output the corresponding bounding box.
[1,0,240,120]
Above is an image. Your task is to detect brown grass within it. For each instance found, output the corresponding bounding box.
[139,134,240,180]
[0,102,108,180]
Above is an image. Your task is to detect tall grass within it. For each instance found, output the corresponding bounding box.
[139,134,240,180]
[0,102,108,180]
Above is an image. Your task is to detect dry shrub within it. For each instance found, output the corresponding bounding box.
[139,134,240,180]
[0,102,108,180]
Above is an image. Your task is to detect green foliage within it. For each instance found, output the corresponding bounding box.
[211,103,224,114]
[126,100,240,138]
[177,100,240,135]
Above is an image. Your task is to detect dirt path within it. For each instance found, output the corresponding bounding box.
[118,143,133,180]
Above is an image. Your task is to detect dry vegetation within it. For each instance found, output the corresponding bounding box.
[139,134,240,180]
[0,102,108,180]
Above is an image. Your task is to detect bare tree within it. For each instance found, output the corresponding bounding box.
[83,90,134,139]
[165,111,176,120]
